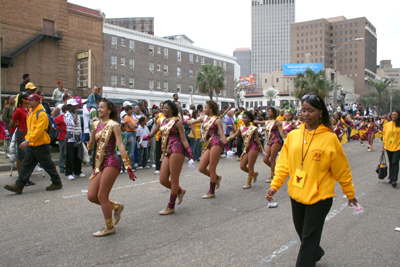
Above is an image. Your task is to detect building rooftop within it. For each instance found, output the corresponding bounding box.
[235,48,251,51]
[326,16,347,22]
[67,2,103,20]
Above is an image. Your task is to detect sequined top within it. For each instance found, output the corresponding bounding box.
[161,119,185,157]
[242,127,258,152]
[205,117,223,149]
[96,123,121,172]
[282,121,296,136]
[265,120,282,146]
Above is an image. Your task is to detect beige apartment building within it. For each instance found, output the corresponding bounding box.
[291,16,377,95]
[377,60,400,90]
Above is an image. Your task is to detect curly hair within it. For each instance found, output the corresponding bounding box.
[163,100,179,117]
[101,98,119,123]
[267,107,278,118]
[243,111,255,122]
[206,100,219,116]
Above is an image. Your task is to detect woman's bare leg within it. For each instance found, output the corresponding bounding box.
[97,167,119,224]
[240,153,249,173]
[198,149,211,177]
[270,143,281,174]
[159,157,171,189]
[247,150,259,177]
[208,146,223,183]
[263,145,272,167]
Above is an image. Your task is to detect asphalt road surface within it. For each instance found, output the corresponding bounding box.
[1,140,399,267]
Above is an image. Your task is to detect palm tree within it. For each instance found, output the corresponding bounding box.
[293,68,329,99]
[196,64,225,100]
[263,87,279,106]
[369,78,392,116]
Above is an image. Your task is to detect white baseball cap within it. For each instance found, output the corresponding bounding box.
[67,99,78,106]
[123,101,133,107]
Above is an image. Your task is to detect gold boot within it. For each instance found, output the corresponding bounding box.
[110,201,124,225]
[253,172,258,183]
[243,174,252,189]
[265,172,274,183]
[93,218,116,237]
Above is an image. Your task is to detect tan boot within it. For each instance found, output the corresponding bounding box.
[216,176,222,190]
[177,189,186,205]
[93,218,116,237]
[253,172,258,183]
[243,174,252,189]
[265,172,274,183]
[202,192,215,199]
[110,201,124,225]
[159,207,175,215]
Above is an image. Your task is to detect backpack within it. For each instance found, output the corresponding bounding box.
[28,109,58,140]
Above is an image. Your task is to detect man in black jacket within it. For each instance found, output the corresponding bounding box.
[20,74,30,93]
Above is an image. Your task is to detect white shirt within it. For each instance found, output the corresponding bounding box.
[136,125,150,148]
[64,111,82,143]
[353,104,358,111]
[120,110,127,123]
[82,104,90,135]
[57,104,64,115]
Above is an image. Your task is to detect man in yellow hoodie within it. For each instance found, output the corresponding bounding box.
[4,94,62,194]
[266,93,358,266]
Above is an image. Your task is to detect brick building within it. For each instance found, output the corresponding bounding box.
[0,0,103,98]
[102,23,236,108]
[291,16,378,95]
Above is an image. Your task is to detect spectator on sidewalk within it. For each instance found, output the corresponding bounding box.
[3,95,15,132]
[124,105,138,170]
[20,74,30,93]
[51,94,72,118]
[117,123,129,174]
[82,101,91,142]
[52,81,64,106]
[64,99,85,181]
[4,94,63,194]
[55,105,67,173]
[136,117,150,170]
[86,86,101,110]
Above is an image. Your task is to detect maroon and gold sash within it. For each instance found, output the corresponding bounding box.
[240,125,258,159]
[265,120,276,144]
[160,116,180,155]
[203,115,218,148]
[282,121,293,135]
[89,120,118,179]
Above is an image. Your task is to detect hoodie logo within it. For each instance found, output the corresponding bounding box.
[311,149,324,161]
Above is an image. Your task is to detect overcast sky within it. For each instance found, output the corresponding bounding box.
[72,0,400,68]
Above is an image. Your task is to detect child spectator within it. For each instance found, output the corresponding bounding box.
[54,105,68,173]
[117,123,129,174]
[136,117,150,170]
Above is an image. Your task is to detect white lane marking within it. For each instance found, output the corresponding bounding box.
[254,193,365,267]
[62,180,159,199]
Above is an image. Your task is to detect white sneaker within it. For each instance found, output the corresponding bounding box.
[74,173,86,178]
[137,166,143,170]
[133,163,138,168]
[154,170,160,174]
[120,170,123,174]
[65,175,75,180]
[124,170,127,173]
[34,165,43,172]
[145,166,150,169]
[220,154,226,158]
[368,149,371,152]
[151,164,156,168]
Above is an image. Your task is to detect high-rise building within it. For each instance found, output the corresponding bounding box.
[291,16,377,95]
[105,17,154,35]
[377,60,400,90]
[233,48,251,77]
[251,0,295,87]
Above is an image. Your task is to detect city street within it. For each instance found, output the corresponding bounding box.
[1,141,399,267]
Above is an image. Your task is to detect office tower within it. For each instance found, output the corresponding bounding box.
[233,48,251,77]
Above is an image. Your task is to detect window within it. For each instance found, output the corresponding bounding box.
[355,58,358,62]
[164,64,169,75]
[157,81,161,89]
[177,67,181,78]
[111,36,117,47]
[223,62,226,70]
[129,40,134,51]
[111,56,117,68]
[355,65,358,69]
[149,80,154,90]
[201,57,205,64]
[297,47,299,51]
[213,59,217,65]
[164,82,168,91]
[164,48,168,58]
[177,51,182,61]
[177,83,181,93]
[157,63,161,72]
[196,55,199,62]
[149,62,154,72]
[157,47,161,54]
[189,85,193,93]
[265,78,268,83]
[121,38,125,46]
[149,45,154,55]
[129,59,134,70]
[121,76,125,85]
[189,69,193,79]
[111,75,117,86]
[276,78,279,83]
[189,54,193,63]
[129,78,134,88]
[121,57,125,66]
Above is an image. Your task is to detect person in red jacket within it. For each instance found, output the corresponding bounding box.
[55,105,68,173]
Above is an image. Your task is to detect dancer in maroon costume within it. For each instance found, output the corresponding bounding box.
[277,111,297,141]
[186,100,231,199]
[142,100,194,215]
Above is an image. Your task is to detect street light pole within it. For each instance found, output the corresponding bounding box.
[332,37,364,110]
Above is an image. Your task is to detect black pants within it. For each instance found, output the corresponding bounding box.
[155,139,162,171]
[65,142,82,176]
[386,150,400,182]
[291,197,333,267]
[15,144,61,188]
[237,133,243,157]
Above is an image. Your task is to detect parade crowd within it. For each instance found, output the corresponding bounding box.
[2,73,400,267]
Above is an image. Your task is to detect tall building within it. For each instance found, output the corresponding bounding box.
[0,1,104,96]
[251,0,295,87]
[233,48,251,77]
[291,16,377,95]
[377,60,400,90]
[102,23,236,108]
[105,17,154,35]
